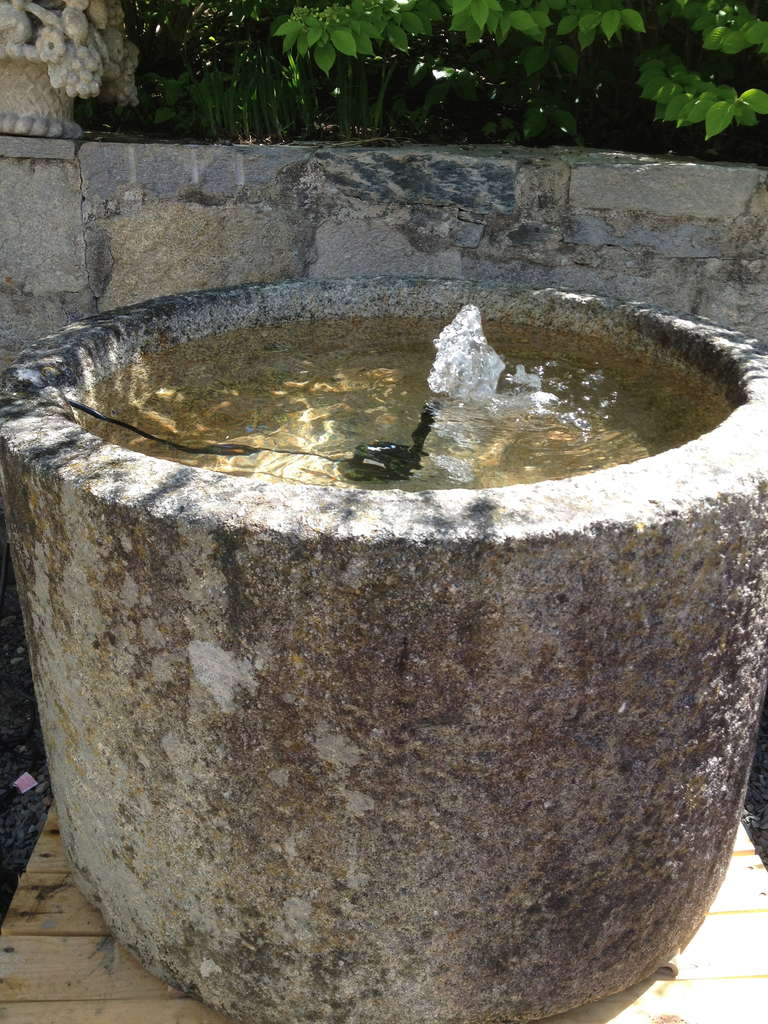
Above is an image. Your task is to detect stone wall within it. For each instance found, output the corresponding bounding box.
[2,135,768,367]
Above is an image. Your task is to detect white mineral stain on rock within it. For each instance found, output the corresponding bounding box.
[277,897,313,943]
[140,618,165,648]
[268,767,290,788]
[200,957,222,979]
[283,837,298,860]
[340,788,375,816]
[346,868,370,891]
[30,541,52,632]
[341,557,367,588]
[187,640,261,712]
[150,652,174,684]
[312,722,362,768]
[121,573,139,607]
[162,731,185,765]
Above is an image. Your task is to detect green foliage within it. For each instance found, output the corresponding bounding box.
[76,1,768,156]
[634,2,768,140]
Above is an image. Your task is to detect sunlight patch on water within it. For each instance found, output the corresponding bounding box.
[80,315,731,491]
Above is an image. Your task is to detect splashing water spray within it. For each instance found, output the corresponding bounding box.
[66,305,505,483]
[338,305,505,481]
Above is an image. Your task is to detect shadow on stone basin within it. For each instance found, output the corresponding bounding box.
[1,277,768,1024]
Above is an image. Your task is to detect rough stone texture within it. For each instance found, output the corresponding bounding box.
[1,279,767,1024]
[92,202,312,309]
[5,141,768,366]
[311,216,462,279]
[0,289,94,370]
[0,135,77,162]
[0,155,93,370]
[569,160,763,219]
[303,147,520,214]
[1,158,87,293]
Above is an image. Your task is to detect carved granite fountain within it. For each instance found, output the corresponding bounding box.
[1,278,767,1023]
[0,0,137,139]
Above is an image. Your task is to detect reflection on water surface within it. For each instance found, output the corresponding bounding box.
[81,317,732,490]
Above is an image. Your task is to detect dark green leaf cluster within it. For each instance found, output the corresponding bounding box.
[76,1,768,159]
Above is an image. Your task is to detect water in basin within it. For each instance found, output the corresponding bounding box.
[81,312,731,490]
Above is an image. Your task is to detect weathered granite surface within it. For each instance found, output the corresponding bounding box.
[0,147,93,370]
[2,279,767,1023]
[3,139,768,370]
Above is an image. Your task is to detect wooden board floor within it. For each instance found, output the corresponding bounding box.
[0,812,766,1023]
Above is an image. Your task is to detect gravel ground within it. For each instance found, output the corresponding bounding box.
[0,549,51,923]
[0,536,766,927]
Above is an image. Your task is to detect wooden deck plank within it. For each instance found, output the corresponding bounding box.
[733,823,756,855]
[545,977,768,1023]
[0,808,764,1024]
[0,998,229,1023]
[2,873,108,937]
[0,936,174,1002]
[707,854,768,914]
[23,830,68,875]
[673,910,768,980]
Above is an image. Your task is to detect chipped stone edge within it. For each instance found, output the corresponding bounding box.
[2,276,768,545]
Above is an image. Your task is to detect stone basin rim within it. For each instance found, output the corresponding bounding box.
[2,276,768,544]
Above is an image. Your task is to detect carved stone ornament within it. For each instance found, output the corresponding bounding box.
[0,1,138,139]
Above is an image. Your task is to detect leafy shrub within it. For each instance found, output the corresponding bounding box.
[78,1,768,161]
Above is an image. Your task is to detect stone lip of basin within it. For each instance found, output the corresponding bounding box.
[2,277,768,1024]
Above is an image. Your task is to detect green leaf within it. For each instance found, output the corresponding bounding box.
[557,13,578,35]
[401,12,425,33]
[307,24,323,46]
[355,33,374,55]
[735,103,759,127]
[530,10,552,30]
[521,45,548,75]
[621,9,645,33]
[702,26,727,50]
[330,29,357,56]
[746,21,768,45]
[420,1,443,20]
[507,10,539,36]
[662,93,690,121]
[704,100,734,140]
[551,107,577,135]
[314,42,336,74]
[451,0,474,14]
[740,88,768,114]
[470,0,489,30]
[579,12,601,32]
[685,92,718,124]
[154,106,175,124]
[523,105,547,139]
[721,30,749,54]
[278,20,302,52]
[601,10,621,40]
[387,23,409,50]
[554,44,578,74]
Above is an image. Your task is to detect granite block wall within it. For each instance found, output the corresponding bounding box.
[2,135,768,370]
